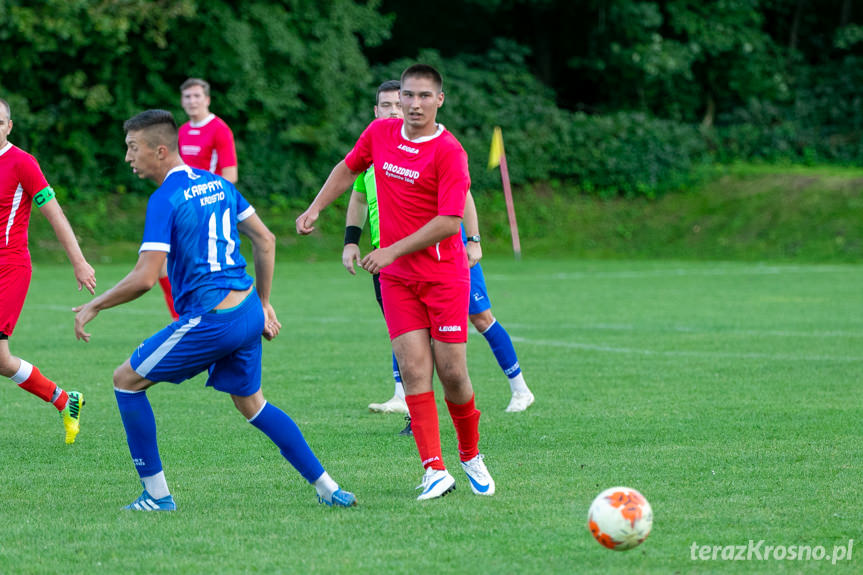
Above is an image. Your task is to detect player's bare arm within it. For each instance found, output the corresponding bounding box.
[221,165,238,184]
[342,191,369,275]
[462,190,482,268]
[296,160,361,235]
[73,250,165,342]
[360,215,462,275]
[238,213,281,341]
[39,198,96,294]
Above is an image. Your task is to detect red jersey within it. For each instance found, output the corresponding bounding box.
[344,118,471,282]
[178,114,237,176]
[0,143,50,266]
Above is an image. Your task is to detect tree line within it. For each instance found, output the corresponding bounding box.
[1,0,860,205]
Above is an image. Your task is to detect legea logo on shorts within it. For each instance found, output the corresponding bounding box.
[438,325,462,332]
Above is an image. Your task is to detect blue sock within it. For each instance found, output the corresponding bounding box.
[114,388,163,478]
[249,402,325,484]
[481,320,521,378]
[392,352,402,384]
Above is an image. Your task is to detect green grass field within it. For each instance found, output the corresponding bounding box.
[28,165,863,267]
[1,258,861,573]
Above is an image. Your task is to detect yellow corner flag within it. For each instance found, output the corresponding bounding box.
[488,126,504,169]
[487,126,522,259]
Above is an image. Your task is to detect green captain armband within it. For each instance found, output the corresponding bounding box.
[33,187,56,208]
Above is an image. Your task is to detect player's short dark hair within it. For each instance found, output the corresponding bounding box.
[376,80,400,105]
[401,64,443,92]
[123,110,178,152]
[0,98,10,119]
[180,77,211,96]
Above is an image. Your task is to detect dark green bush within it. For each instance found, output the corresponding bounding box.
[2,1,860,220]
[375,43,709,199]
[711,51,863,165]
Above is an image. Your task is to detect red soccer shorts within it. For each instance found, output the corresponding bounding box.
[380,273,469,343]
[0,264,32,336]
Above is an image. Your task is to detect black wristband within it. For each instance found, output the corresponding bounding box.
[344,225,362,245]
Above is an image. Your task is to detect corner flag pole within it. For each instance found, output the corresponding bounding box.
[488,126,521,259]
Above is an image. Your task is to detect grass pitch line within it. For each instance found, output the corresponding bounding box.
[486,264,855,282]
[31,304,161,316]
[36,302,858,344]
[30,305,387,325]
[505,322,863,339]
[510,336,863,362]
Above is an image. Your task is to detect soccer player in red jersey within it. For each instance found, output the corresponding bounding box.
[177,78,238,184]
[0,97,96,444]
[158,78,240,321]
[297,64,495,500]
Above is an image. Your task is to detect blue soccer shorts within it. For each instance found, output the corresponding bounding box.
[130,289,265,396]
[468,262,492,316]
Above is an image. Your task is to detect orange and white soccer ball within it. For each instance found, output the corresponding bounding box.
[587,486,653,551]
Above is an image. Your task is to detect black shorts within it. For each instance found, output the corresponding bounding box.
[372,272,384,313]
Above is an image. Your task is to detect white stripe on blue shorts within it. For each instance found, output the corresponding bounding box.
[135,316,201,378]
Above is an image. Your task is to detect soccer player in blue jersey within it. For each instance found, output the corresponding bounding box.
[462,193,534,412]
[73,109,355,511]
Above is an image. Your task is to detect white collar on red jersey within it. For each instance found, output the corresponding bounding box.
[401,123,445,144]
[0,142,12,158]
[189,114,216,128]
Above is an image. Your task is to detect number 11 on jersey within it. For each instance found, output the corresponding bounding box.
[207,208,236,272]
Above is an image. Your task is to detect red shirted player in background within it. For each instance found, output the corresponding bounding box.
[296,64,495,500]
[158,78,238,320]
[0,97,96,443]
[177,78,238,183]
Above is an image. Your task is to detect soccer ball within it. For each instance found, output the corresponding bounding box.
[587,486,653,551]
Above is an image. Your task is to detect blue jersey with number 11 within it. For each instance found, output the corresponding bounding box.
[140,165,254,317]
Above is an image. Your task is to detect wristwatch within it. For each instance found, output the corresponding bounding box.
[466,235,481,243]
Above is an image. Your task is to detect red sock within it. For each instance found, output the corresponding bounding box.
[53,389,69,410]
[446,394,481,462]
[158,276,180,320]
[18,365,67,411]
[405,391,445,470]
